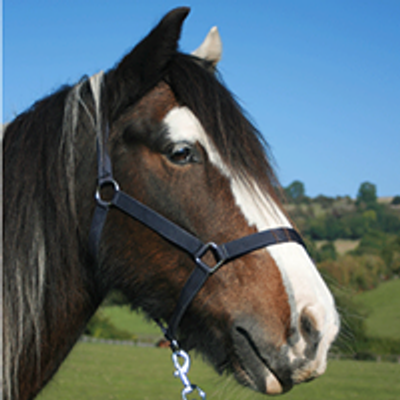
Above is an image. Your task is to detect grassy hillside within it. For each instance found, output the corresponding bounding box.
[356,279,400,340]
[100,306,160,336]
[37,343,400,400]
[95,305,162,343]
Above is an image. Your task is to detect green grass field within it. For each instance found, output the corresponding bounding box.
[37,342,400,400]
[356,279,400,340]
[51,280,399,399]
[37,281,400,399]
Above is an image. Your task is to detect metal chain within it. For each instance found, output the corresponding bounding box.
[171,341,206,400]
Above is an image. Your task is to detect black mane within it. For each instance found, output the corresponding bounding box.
[3,80,100,400]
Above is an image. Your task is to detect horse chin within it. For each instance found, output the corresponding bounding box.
[230,321,293,396]
[233,359,285,396]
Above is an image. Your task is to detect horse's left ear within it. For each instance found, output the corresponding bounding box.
[107,7,190,119]
[192,26,222,67]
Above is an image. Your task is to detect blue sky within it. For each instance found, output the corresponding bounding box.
[3,0,400,197]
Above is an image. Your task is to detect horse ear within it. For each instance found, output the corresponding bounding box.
[192,26,222,67]
[107,7,190,118]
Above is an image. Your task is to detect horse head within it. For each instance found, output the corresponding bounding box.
[94,8,339,394]
[4,7,339,399]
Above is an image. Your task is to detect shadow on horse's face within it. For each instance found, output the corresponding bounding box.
[102,80,339,394]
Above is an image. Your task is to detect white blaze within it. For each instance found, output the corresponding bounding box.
[164,106,339,369]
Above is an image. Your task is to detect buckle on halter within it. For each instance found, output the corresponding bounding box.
[194,242,226,273]
[95,178,120,207]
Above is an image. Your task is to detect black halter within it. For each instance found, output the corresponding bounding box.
[89,122,306,343]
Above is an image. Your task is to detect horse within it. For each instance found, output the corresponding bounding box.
[3,7,340,400]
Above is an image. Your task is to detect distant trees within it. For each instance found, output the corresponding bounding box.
[392,195,400,205]
[315,241,337,262]
[284,180,306,203]
[284,180,380,208]
[354,231,400,279]
[356,181,378,208]
[319,254,386,291]
[284,180,400,240]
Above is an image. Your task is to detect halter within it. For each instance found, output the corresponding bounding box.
[88,84,306,399]
[89,122,306,338]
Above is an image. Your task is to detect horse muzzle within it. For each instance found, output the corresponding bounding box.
[231,314,336,395]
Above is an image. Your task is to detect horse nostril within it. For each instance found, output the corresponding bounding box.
[299,307,320,350]
[300,314,314,338]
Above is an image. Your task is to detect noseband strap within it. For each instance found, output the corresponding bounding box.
[89,121,306,342]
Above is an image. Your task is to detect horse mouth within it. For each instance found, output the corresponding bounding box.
[237,364,284,396]
[232,326,292,395]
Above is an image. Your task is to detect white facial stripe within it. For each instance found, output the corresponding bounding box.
[164,106,339,370]
[231,179,292,230]
[164,107,227,172]
[164,107,292,229]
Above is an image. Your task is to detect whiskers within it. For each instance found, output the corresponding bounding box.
[320,275,368,356]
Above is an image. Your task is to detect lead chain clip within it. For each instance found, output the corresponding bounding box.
[171,344,206,400]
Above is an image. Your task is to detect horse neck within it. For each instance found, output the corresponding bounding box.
[4,205,102,400]
[20,277,101,400]
[3,202,101,400]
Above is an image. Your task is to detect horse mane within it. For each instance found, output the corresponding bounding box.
[3,78,103,399]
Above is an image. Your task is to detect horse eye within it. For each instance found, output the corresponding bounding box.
[167,143,196,165]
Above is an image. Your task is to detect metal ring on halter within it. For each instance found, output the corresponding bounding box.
[194,242,226,273]
[95,179,120,207]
